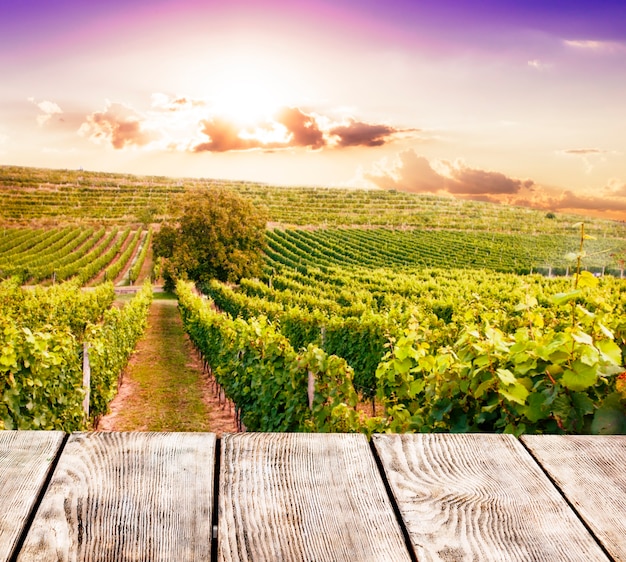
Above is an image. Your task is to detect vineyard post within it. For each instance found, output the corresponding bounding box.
[308,371,315,410]
[574,222,585,288]
[82,342,91,418]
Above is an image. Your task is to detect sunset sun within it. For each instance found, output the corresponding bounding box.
[207,54,292,126]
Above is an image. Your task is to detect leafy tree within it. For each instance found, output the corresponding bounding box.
[153,188,267,290]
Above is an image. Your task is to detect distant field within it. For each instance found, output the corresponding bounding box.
[2,165,626,238]
[266,228,626,275]
[2,164,625,283]
[2,224,624,285]
[0,226,152,285]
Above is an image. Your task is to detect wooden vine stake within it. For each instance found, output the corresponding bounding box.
[308,370,315,410]
[82,342,91,417]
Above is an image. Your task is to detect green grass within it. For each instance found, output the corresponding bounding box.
[111,299,212,431]
[152,290,177,300]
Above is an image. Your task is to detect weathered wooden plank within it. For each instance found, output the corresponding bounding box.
[0,431,65,562]
[17,432,215,562]
[218,432,411,562]
[522,435,626,560]
[373,433,608,561]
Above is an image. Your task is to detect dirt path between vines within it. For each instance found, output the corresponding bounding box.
[97,297,238,435]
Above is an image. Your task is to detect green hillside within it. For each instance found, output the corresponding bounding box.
[2,165,625,238]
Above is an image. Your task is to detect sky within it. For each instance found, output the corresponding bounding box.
[1,0,626,220]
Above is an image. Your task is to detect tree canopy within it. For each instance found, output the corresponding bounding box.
[153,188,267,290]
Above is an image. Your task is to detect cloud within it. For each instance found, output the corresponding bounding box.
[562,148,605,155]
[527,59,551,71]
[364,149,626,221]
[28,97,63,126]
[604,178,626,198]
[74,95,416,154]
[560,148,609,174]
[193,117,265,152]
[275,107,326,149]
[366,150,531,196]
[446,164,532,195]
[366,151,445,192]
[79,102,158,149]
[543,190,626,213]
[330,120,409,148]
[192,106,413,153]
[564,39,626,54]
[151,93,206,112]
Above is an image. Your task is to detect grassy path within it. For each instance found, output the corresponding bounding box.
[97,295,237,434]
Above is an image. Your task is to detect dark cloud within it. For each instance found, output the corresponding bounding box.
[275,107,325,149]
[563,148,605,155]
[80,102,156,149]
[367,150,445,192]
[366,149,626,220]
[330,120,403,148]
[447,166,530,195]
[549,191,626,213]
[367,149,530,196]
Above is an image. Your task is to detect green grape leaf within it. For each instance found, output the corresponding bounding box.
[525,392,550,422]
[598,323,614,340]
[572,332,593,345]
[577,271,599,288]
[408,379,425,398]
[392,356,413,375]
[597,339,622,365]
[591,398,626,435]
[498,382,529,405]
[474,378,495,398]
[562,361,597,391]
[496,368,516,386]
[571,392,594,417]
[552,290,581,305]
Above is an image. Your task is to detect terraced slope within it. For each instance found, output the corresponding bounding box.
[2,165,625,237]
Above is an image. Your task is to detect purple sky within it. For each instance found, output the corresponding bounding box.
[2,0,626,219]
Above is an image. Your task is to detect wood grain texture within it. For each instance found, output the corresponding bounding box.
[17,432,215,562]
[373,433,608,562]
[522,435,626,561]
[218,432,411,562]
[0,431,64,562]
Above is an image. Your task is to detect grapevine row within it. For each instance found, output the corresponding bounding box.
[0,281,153,430]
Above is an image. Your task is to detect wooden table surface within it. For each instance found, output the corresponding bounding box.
[1,431,624,562]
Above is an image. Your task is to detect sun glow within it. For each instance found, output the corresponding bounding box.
[208,54,292,126]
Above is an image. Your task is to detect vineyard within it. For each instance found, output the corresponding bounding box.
[0,225,152,285]
[1,165,625,435]
[0,281,152,430]
[3,164,626,236]
[265,227,626,275]
[190,234,626,435]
